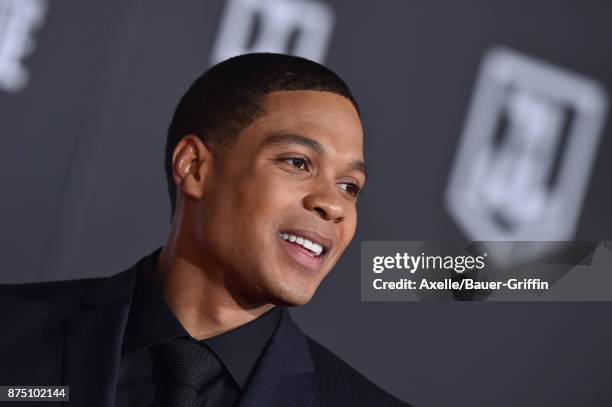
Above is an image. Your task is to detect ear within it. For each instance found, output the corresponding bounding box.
[171,134,212,202]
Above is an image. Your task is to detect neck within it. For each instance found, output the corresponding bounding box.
[155,220,275,340]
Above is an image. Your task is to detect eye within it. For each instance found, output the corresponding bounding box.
[283,157,310,171]
[337,182,362,198]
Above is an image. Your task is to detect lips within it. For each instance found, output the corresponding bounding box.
[276,228,333,272]
[278,238,325,271]
[278,229,332,254]
[278,232,324,255]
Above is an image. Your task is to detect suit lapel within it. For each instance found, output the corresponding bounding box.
[62,261,139,407]
[61,254,316,407]
[238,308,315,407]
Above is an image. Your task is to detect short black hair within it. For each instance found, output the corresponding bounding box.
[164,52,360,217]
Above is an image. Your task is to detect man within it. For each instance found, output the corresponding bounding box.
[0,53,410,406]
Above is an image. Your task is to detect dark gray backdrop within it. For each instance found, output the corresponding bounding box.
[1,1,611,406]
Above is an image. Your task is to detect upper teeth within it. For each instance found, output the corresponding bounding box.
[278,233,324,256]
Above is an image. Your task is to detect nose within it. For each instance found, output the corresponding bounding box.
[303,183,346,223]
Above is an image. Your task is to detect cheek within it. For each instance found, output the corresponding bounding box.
[243,171,297,213]
[218,173,294,243]
[337,211,358,251]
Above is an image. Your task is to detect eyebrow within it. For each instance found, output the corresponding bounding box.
[262,134,325,154]
[262,133,367,181]
[349,160,368,181]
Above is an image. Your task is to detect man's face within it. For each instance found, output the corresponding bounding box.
[193,90,365,306]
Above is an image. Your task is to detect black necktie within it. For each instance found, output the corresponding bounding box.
[150,337,223,407]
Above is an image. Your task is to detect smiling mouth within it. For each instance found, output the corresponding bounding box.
[277,232,326,256]
[276,231,329,272]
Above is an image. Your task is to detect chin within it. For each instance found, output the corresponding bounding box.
[266,280,317,307]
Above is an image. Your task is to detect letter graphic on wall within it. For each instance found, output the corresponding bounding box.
[0,0,48,92]
[446,47,608,265]
[211,0,335,64]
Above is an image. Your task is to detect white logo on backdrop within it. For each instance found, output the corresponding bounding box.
[0,0,47,92]
[446,47,608,265]
[211,0,334,64]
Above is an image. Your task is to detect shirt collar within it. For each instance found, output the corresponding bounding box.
[122,247,187,355]
[201,306,282,389]
[121,247,283,389]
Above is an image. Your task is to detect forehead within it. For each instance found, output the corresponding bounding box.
[238,90,364,157]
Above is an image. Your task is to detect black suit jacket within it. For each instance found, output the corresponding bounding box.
[0,253,411,407]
